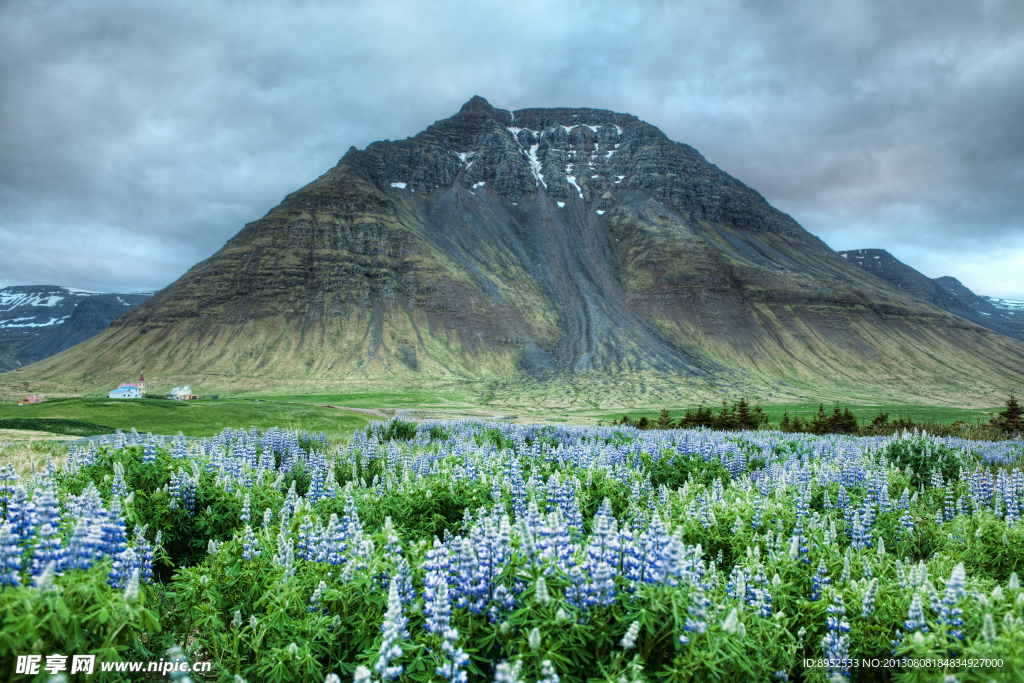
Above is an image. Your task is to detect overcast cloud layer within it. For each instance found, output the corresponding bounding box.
[1,0,1022,299]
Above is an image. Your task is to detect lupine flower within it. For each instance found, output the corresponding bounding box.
[109,547,138,589]
[679,584,710,644]
[0,522,22,585]
[240,493,251,525]
[375,578,409,681]
[534,575,550,606]
[621,620,640,649]
[904,593,928,634]
[102,497,128,558]
[124,568,140,602]
[493,660,522,683]
[134,526,154,584]
[938,563,966,641]
[242,525,261,561]
[32,521,65,575]
[537,660,560,683]
[862,578,878,617]
[822,593,851,678]
[811,559,830,602]
[310,580,328,614]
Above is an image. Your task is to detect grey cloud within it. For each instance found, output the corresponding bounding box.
[1,0,1022,298]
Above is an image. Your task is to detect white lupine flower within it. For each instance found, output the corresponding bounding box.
[621,620,640,650]
[992,586,1004,601]
[982,613,997,647]
[353,666,373,683]
[124,569,140,602]
[1010,573,1020,590]
[535,576,550,605]
[722,608,739,633]
[529,627,541,651]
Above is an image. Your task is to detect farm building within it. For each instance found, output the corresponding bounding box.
[117,372,147,396]
[19,394,44,405]
[169,386,198,400]
[109,386,142,399]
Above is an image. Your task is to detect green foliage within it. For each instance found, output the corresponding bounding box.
[0,563,165,676]
[641,451,732,491]
[375,419,419,443]
[0,417,114,436]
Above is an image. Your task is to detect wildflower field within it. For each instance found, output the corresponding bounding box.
[2,419,1024,682]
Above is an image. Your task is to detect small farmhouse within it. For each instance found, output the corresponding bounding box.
[109,386,142,399]
[19,394,44,405]
[169,386,198,400]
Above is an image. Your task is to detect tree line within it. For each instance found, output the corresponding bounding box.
[605,393,1023,438]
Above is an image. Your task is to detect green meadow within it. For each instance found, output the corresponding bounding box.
[0,396,370,437]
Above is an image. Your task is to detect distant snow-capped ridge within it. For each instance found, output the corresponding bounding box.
[984,296,1024,312]
[0,286,154,370]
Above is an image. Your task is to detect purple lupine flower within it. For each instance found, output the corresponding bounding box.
[32,483,60,535]
[101,497,128,558]
[111,462,127,499]
[862,578,878,618]
[64,518,99,571]
[903,593,928,634]
[31,521,65,576]
[679,584,709,644]
[108,547,138,589]
[309,580,328,614]
[242,525,261,561]
[811,559,830,602]
[297,516,315,560]
[938,563,966,641]
[134,525,154,584]
[424,538,452,634]
[0,522,22,585]
[822,592,851,678]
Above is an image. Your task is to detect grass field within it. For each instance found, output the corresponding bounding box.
[0,396,371,437]
[0,385,1012,439]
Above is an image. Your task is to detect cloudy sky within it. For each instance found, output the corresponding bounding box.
[2,0,1023,299]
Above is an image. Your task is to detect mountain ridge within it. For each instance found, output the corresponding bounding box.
[4,97,1023,403]
[836,249,1024,341]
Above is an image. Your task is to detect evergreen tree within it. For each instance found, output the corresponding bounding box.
[998,393,1023,433]
[780,410,791,432]
[656,408,673,429]
[736,398,752,430]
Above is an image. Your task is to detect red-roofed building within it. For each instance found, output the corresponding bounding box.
[117,372,146,396]
[19,394,44,405]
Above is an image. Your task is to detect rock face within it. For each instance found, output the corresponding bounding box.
[0,286,152,371]
[837,249,1024,341]
[9,97,1024,394]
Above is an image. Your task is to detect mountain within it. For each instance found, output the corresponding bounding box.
[5,97,1024,403]
[0,286,152,371]
[836,249,1024,342]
